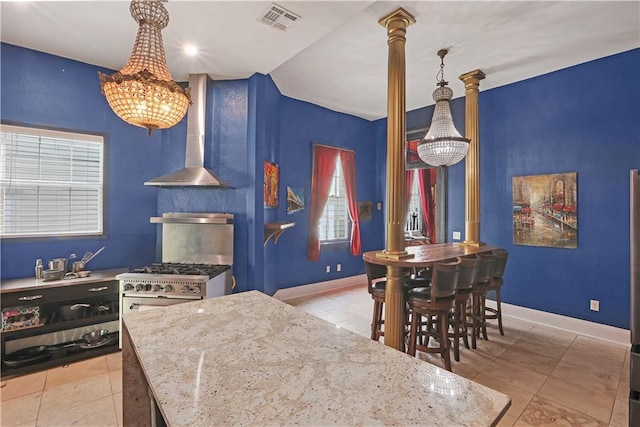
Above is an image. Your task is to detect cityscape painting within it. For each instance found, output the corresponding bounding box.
[512,172,577,248]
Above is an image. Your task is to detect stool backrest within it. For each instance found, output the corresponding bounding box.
[477,253,497,285]
[364,261,387,293]
[431,258,461,299]
[457,255,480,291]
[492,249,509,279]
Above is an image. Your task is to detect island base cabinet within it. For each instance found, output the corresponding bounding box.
[122,324,166,427]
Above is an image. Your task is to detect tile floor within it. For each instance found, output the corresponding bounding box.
[1,284,630,426]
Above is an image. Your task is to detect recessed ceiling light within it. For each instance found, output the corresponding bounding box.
[183,44,199,57]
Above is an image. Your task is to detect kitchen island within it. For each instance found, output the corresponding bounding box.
[122,290,510,426]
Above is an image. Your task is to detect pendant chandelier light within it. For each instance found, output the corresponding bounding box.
[99,0,191,136]
[417,49,469,167]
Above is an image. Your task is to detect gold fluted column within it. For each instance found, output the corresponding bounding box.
[377,7,415,351]
[459,70,486,246]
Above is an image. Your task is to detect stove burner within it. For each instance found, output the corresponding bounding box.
[130,263,230,277]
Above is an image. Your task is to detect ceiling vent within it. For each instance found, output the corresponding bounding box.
[258,3,300,31]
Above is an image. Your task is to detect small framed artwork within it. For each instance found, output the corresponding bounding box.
[264,160,279,208]
[286,186,304,214]
[358,201,373,221]
[513,172,577,248]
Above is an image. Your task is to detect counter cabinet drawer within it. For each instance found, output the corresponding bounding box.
[1,280,118,308]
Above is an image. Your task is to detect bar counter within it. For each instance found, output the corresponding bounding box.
[363,242,500,268]
[123,290,510,426]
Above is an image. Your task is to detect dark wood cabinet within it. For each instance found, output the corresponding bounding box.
[1,269,125,379]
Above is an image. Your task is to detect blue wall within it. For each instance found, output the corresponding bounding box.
[274,97,382,290]
[477,49,640,329]
[1,44,161,278]
[2,42,638,331]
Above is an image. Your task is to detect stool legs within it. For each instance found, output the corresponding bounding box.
[371,298,384,341]
[484,287,505,336]
[407,309,452,372]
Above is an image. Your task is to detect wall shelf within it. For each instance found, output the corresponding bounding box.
[264,222,295,246]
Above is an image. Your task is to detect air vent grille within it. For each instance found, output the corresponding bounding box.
[258,3,300,31]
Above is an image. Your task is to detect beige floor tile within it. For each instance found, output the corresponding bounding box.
[497,345,560,376]
[500,316,536,336]
[37,395,118,427]
[0,392,41,427]
[563,336,626,373]
[452,346,496,379]
[551,359,620,391]
[336,317,370,336]
[515,396,607,426]
[44,355,109,390]
[1,371,46,401]
[526,324,577,346]
[473,374,535,419]
[477,358,548,394]
[537,375,615,422]
[513,332,572,361]
[609,397,629,427]
[616,374,630,401]
[496,412,517,426]
[109,369,122,394]
[113,392,123,426]
[40,372,112,414]
[106,351,122,371]
[15,420,37,427]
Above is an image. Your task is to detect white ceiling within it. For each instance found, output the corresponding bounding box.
[1,1,639,120]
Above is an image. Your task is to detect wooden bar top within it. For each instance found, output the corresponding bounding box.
[363,242,500,267]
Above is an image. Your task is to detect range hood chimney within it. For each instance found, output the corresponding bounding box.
[145,74,228,187]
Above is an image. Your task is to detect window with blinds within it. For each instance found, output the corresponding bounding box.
[0,124,105,238]
[319,156,349,242]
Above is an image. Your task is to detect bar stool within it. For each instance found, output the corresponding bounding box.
[450,255,479,362]
[365,262,414,342]
[364,261,387,341]
[407,258,461,371]
[484,249,509,336]
[467,253,496,349]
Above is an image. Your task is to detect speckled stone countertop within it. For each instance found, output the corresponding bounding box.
[123,290,510,426]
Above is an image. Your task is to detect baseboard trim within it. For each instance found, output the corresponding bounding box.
[273,274,367,301]
[485,300,629,346]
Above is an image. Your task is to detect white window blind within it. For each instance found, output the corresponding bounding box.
[0,124,105,238]
[319,156,348,241]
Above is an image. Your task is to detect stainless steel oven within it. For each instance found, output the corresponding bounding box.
[117,213,234,345]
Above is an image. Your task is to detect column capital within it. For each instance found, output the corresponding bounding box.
[459,69,486,88]
[378,7,416,28]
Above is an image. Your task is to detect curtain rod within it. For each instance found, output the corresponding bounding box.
[312,143,355,153]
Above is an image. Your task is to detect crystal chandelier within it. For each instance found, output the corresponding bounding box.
[99,0,191,136]
[417,49,469,167]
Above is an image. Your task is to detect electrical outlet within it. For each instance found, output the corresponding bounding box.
[376,202,382,210]
[453,231,461,241]
[590,299,600,311]
[336,264,341,272]
[326,265,331,273]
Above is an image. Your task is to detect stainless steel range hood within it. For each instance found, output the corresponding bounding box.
[145,74,228,187]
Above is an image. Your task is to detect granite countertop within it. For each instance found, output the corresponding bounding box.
[123,290,511,426]
[1,268,128,293]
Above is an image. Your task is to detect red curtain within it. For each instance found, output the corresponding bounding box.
[418,168,436,242]
[307,146,339,260]
[340,150,361,256]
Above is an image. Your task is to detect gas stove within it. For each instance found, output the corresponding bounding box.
[116,263,232,299]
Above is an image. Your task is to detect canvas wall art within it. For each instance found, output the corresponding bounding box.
[264,161,279,208]
[287,186,304,214]
[513,172,577,248]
